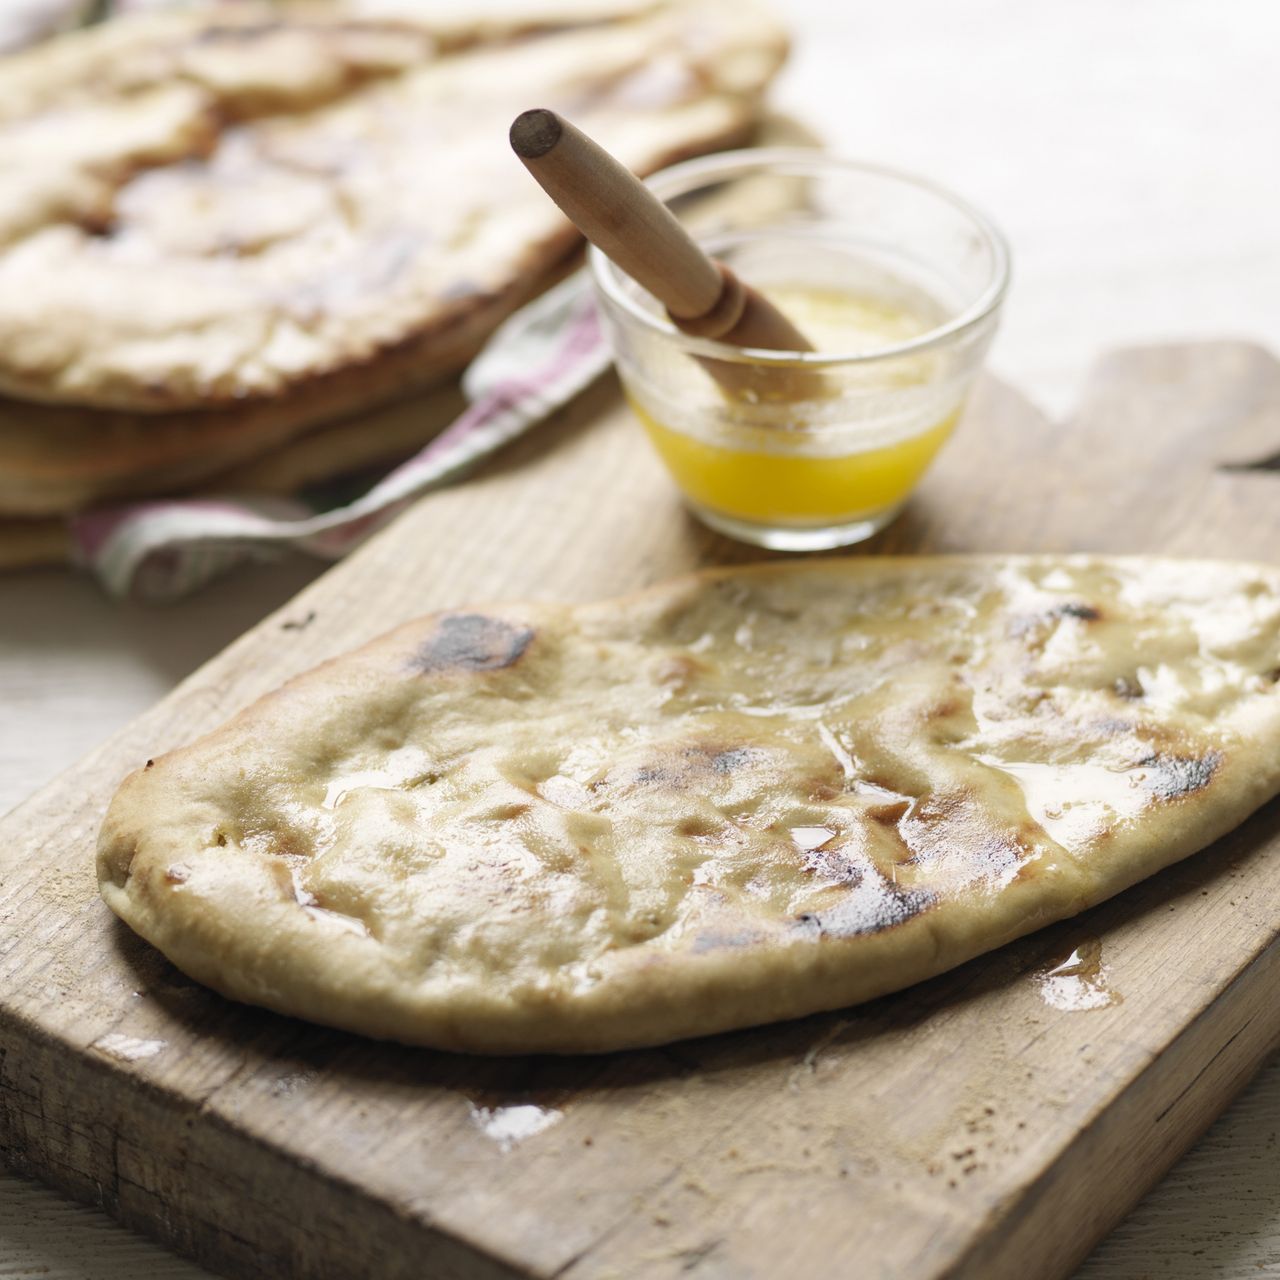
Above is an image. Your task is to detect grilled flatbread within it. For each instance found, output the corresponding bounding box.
[0,0,784,420]
[98,556,1280,1053]
[0,380,465,571]
[0,321,489,515]
[0,292,513,514]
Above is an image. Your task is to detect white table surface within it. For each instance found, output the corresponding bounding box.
[3,1,1279,1275]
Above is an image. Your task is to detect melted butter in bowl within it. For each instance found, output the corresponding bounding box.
[590,150,1009,551]
[630,273,964,536]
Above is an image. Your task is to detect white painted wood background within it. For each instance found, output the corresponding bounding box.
[2,0,1278,1275]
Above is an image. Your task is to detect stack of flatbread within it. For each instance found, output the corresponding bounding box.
[0,0,787,519]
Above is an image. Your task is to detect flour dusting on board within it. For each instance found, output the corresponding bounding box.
[469,1103,564,1152]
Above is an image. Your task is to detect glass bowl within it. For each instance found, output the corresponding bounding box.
[588,149,1011,550]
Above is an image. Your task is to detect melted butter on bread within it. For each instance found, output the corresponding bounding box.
[98,556,1280,1053]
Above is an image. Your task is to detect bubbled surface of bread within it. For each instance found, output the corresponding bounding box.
[98,556,1280,1053]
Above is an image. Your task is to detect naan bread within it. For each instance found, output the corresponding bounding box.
[98,557,1280,1053]
[0,380,465,572]
[0,0,784,412]
[0,0,784,513]
[0,347,474,516]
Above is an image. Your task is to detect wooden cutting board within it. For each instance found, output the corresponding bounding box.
[3,340,1280,1280]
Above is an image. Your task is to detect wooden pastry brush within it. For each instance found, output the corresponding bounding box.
[509,108,826,401]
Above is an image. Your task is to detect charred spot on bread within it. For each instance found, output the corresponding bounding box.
[411,614,533,674]
[1010,601,1103,642]
[794,874,935,940]
[1137,750,1222,800]
[1113,675,1144,699]
[710,747,755,775]
[630,763,673,786]
[1052,602,1102,622]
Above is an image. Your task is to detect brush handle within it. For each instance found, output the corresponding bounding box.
[510,108,815,356]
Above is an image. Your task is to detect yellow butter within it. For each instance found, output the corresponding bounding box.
[635,404,957,525]
[632,283,958,526]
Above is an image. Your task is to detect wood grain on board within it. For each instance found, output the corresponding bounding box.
[2,341,1279,1280]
